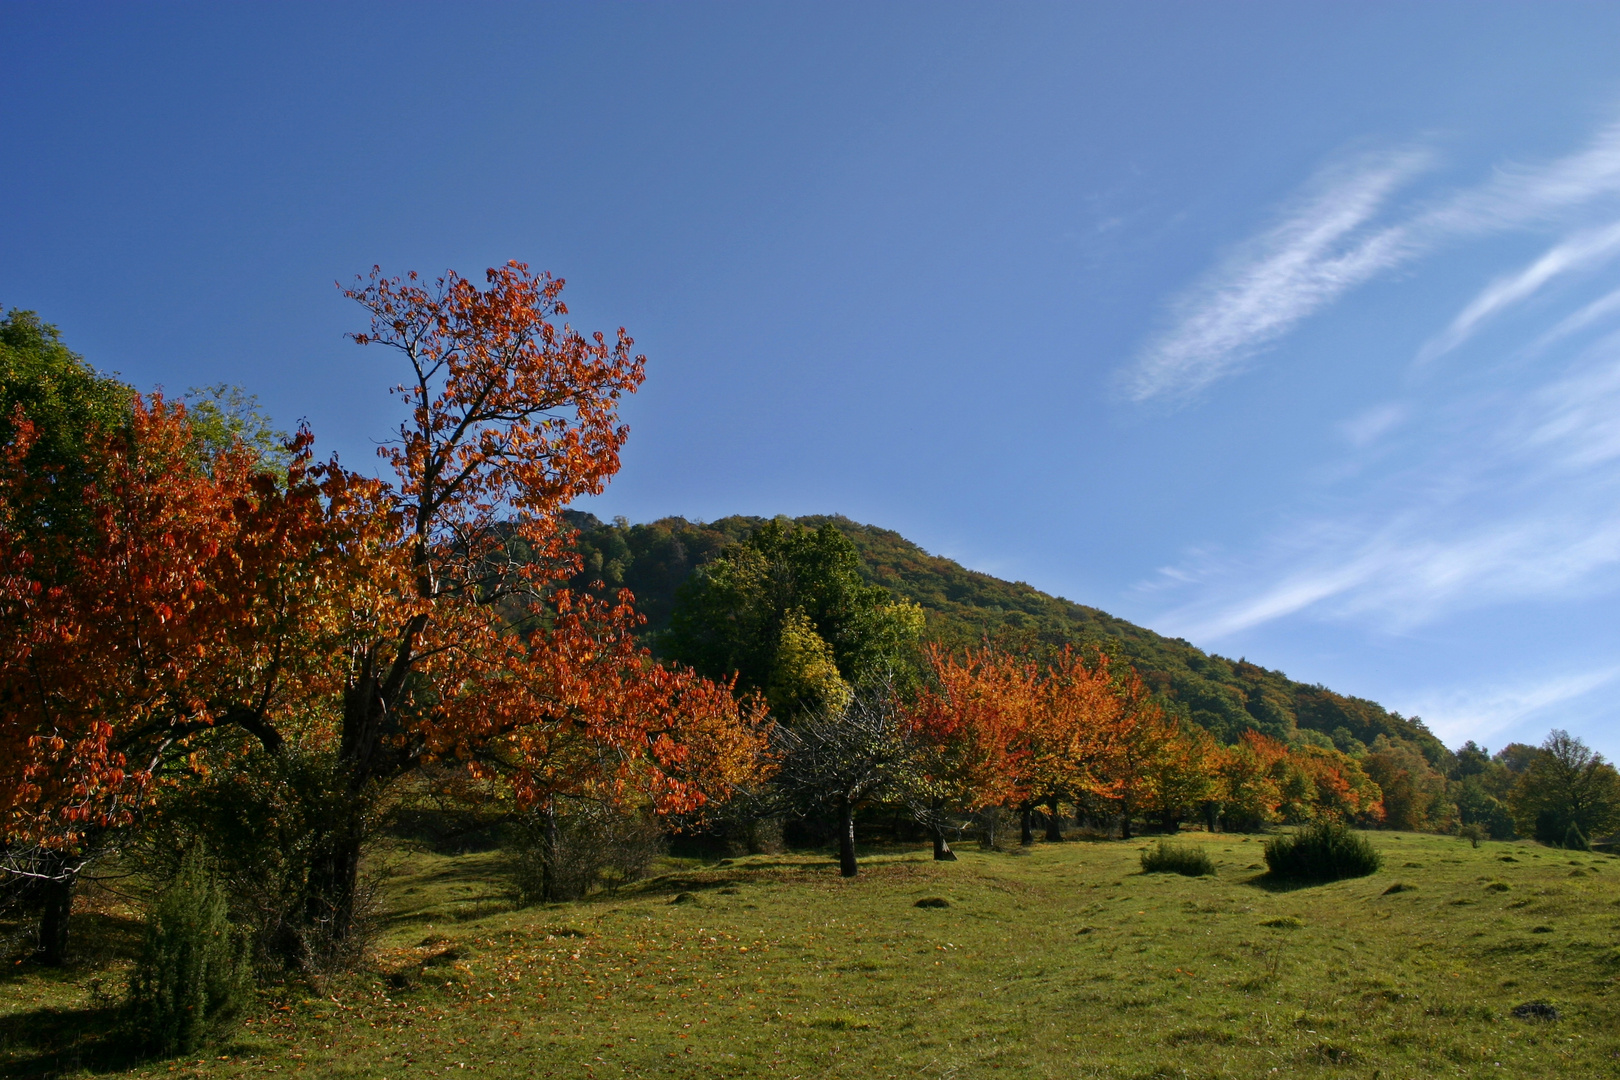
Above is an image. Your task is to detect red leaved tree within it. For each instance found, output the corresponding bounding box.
[289,263,768,945]
[0,397,373,962]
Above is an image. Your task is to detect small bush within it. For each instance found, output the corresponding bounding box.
[1458,823,1486,848]
[976,806,1015,851]
[1263,821,1381,883]
[509,800,667,905]
[1140,840,1216,877]
[126,851,251,1057]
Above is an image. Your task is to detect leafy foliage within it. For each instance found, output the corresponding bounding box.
[665,518,924,706]
[1263,821,1382,883]
[1507,730,1620,845]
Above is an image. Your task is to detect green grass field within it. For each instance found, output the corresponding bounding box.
[4,831,1618,1078]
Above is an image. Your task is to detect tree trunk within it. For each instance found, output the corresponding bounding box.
[927,799,956,860]
[838,800,858,877]
[35,874,74,966]
[1044,797,1063,842]
[304,817,365,964]
[1119,803,1133,840]
[1019,802,1034,846]
[540,800,562,901]
[1205,801,1220,833]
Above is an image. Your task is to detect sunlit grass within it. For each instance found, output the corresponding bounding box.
[4,831,1619,1077]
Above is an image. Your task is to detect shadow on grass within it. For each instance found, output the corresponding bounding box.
[1243,871,1382,893]
[0,1002,142,1079]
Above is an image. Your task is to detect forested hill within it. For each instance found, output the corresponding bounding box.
[562,511,1448,764]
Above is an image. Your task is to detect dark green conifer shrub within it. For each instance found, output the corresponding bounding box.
[1263,821,1381,883]
[1139,839,1216,877]
[126,850,250,1056]
[1563,822,1590,851]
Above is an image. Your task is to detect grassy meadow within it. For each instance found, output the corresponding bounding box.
[3,831,1619,1079]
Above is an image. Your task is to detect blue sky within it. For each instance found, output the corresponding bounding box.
[7,3,1620,757]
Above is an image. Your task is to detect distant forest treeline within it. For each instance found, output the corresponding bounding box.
[561,511,1446,764]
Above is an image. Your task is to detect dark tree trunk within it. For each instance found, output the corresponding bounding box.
[299,644,416,957]
[1020,802,1034,846]
[838,800,858,877]
[304,815,365,962]
[540,800,561,902]
[1205,802,1220,833]
[1044,797,1063,842]
[36,874,74,966]
[1119,806,1133,840]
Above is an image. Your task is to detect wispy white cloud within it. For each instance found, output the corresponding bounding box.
[1418,219,1620,363]
[1126,115,1620,402]
[1152,329,1620,641]
[1406,666,1620,746]
[1420,117,1620,235]
[1122,152,1430,403]
[1535,283,1620,348]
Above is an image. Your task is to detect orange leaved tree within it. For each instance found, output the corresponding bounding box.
[0,397,372,962]
[285,263,768,947]
[905,646,1035,858]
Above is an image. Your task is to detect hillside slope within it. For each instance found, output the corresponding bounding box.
[563,511,1447,762]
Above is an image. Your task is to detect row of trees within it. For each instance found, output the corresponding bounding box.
[659,519,1387,875]
[661,516,1620,874]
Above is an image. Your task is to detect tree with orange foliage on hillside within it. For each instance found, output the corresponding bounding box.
[1214,731,1287,831]
[1016,647,1141,843]
[1,397,376,963]
[905,646,1035,858]
[283,264,770,946]
[1209,731,1384,832]
[1137,718,1221,833]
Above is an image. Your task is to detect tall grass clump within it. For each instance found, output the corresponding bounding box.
[126,850,251,1057]
[1263,821,1381,883]
[1139,839,1216,877]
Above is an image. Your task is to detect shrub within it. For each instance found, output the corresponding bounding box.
[126,850,251,1057]
[1139,839,1216,876]
[509,799,667,904]
[137,746,379,973]
[975,806,1015,851]
[1459,823,1486,848]
[1263,821,1381,883]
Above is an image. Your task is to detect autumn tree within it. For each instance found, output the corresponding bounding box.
[1363,736,1449,832]
[1017,648,1140,842]
[1215,733,1285,831]
[260,263,772,945]
[904,646,1034,859]
[3,268,770,964]
[1138,720,1220,832]
[1,396,368,963]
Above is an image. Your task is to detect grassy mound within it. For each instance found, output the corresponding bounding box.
[1264,821,1382,882]
[1140,839,1216,876]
